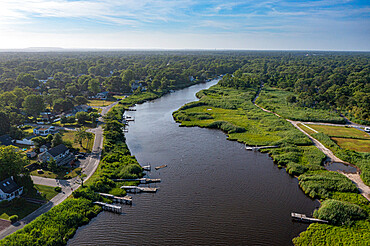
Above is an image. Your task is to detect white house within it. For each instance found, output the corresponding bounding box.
[0,177,23,201]
[33,126,55,136]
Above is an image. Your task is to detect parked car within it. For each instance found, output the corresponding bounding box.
[365,127,370,133]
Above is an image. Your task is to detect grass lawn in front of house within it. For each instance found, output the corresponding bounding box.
[60,130,94,153]
[0,198,41,220]
[88,99,115,107]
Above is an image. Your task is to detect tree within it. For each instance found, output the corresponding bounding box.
[74,127,88,148]
[75,96,89,105]
[16,73,38,88]
[88,78,100,95]
[51,133,63,147]
[0,112,11,135]
[76,112,90,125]
[22,95,45,117]
[89,112,100,123]
[0,146,28,180]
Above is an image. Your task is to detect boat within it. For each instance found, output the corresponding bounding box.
[155,165,167,170]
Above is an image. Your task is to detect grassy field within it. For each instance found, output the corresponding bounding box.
[307,124,370,153]
[60,130,94,153]
[331,138,370,153]
[256,87,345,123]
[308,125,370,139]
[297,123,317,135]
[88,99,116,107]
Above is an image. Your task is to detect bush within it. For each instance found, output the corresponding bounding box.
[109,187,126,197]
[299,171,358,199]
[9,215,18,223]
[207,121,246,133]
[54,187,62,193]
[313,199,367,225]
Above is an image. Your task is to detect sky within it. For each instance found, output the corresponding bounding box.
[0,0,369,51]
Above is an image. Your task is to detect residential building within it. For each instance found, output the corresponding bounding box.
[0,177,23,201]
[33,126,55,136]
[39,144,75,166]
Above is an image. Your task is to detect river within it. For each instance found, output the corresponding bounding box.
[69,79,319,246]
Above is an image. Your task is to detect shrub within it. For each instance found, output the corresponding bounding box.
[54,187,62,193]
[207,121,246,133]
[313,199,367,225]
[299,171,358,199]
[9,215,18,223]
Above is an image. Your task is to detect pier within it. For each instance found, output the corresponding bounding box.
[121,186,158,193]
[291,213,328,224]
[245,145,279,151]
[142,165,151,171]
[98,193,133,205]
[112,178,161,184]
[94,201,122,213]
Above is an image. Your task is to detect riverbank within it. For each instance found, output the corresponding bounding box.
[173,83,370,245]
[0,78,220,245]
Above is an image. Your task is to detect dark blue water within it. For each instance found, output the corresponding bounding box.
[69,79,319,246]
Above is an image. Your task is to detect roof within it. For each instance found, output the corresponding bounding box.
[0,135,15,147]
[47,144,69,157]
[0,178,21,194]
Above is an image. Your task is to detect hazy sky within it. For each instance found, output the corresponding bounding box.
[0,0,369,50]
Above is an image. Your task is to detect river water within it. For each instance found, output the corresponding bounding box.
[69,79,319,246]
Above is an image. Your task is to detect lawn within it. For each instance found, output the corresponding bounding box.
[297,123,317,135]
[33,184,59,201]
[88,99,115,107]
[308,124,370,139]
[31,167,82,179]
[332,137,370,153]
[60,130,94,153]
[0,198,41,220]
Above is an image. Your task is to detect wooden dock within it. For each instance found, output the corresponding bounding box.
[142,165,151,171]
[94,201,122,213]
[98,193,133,205]
[112,178,161,184]
[291,213,328,224]
[121,186,158,193]
[245,145,279,151]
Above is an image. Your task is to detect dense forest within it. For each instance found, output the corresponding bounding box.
[0,51,368,139]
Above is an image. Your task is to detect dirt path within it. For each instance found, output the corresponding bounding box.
[252,84,370,201]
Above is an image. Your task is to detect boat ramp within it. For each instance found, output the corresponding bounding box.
[121,186,158,193]
[291,213,328,224]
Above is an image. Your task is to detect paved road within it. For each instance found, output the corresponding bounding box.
[0,101,119,239]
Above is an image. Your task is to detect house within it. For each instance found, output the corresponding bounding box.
[33,126,55,136]
[39,144,51,153]
[131,81,142,91]
[26,151,37,158]
[0,135,15,147]
[0,177,23,201]
[72,105,92,114]
[15,135,36,146]
[96,91,109,100]
[39,144,75,166]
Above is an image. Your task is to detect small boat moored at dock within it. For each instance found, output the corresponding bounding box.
[155,165,167,170]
